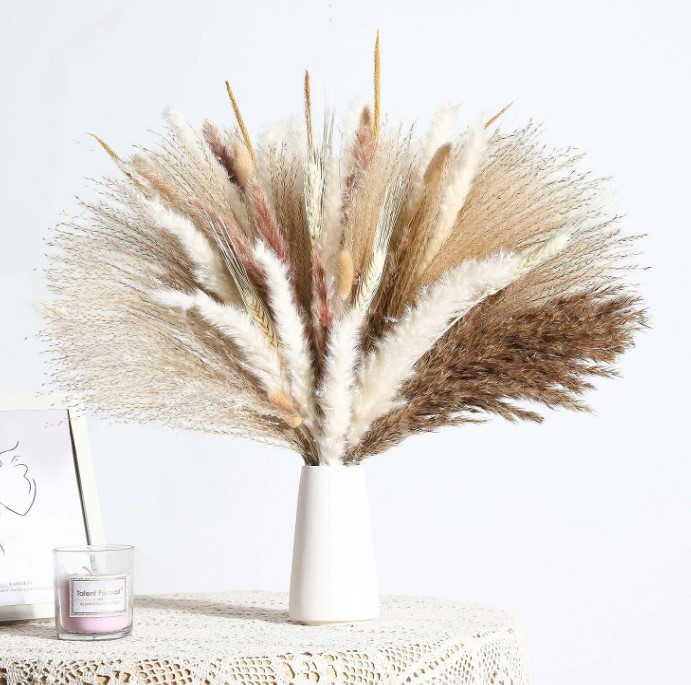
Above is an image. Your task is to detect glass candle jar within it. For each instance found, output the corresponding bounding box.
[53,544,134,640]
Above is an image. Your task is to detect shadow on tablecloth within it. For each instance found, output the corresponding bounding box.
[134,595,292,625]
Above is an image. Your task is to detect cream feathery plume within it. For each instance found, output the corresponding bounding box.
[349,229,580,447]
[305,114,334,349]
[319,153,344,306]
[164,108,206,162]
[318,308,365,464]
[349,252,524,447]
[353,178,406,312]
[165,109,249,234]
[305,112,335,254]
[140,197,237,303]
[419,123,486,273]
[153,288,289,408]
[253,241,317,430]
[304,153,324,251]
[403,105,459,216]
[424,105,460,159]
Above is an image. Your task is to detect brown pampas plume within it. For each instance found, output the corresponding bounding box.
[42,36,646,465]
[352,289,646,460]
[311,255,332,359]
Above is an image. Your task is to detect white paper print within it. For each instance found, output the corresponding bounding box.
[0,409,88,607]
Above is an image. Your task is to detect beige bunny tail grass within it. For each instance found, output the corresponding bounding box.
[336,250,355,301]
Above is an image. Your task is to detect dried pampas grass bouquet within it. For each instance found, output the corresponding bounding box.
[43,36,646,469]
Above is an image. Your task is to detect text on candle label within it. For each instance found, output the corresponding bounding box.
[69,575,128,616]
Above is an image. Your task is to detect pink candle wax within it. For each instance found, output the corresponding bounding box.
[58,575,131,635]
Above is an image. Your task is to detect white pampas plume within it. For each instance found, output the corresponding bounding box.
[304,153,324,250]
[165,108,228,189]
[319,157,343,257]
[311,114,340,268]
[141,197,236,302]
[319,154,345,306]
[318,309,365,464]
[253,241,317,429]
[353,178,406,311]
[349,252,524,447]
[408,106,460,197]
[424,105,460,160]
[167,108,250,233]
[419,123,486,271]
[154,289,286,399]
[164,108,204,158]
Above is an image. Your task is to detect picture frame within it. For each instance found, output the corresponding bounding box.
[0,395,104,621]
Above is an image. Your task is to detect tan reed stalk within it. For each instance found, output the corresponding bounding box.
[88,133,121,162]
[304,70,314,153]
[484,102,513,129]
[225,81,255,160]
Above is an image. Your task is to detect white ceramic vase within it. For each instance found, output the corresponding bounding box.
[288,465,379,624]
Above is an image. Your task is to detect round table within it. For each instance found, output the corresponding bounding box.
[0,592,532,685]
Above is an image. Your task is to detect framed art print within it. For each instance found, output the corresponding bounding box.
[0,396,104,621]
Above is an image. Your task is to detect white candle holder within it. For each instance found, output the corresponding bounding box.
[53,544,134,640]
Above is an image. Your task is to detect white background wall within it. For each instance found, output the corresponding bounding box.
[1,1,689,682]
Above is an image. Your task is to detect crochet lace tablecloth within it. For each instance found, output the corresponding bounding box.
[0,592,532,685]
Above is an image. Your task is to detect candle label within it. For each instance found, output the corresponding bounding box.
[69,575,128,617]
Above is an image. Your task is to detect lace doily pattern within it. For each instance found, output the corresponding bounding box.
[0,592,532,684]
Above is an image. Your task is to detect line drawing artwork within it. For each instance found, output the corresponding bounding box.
[0,441,38,556]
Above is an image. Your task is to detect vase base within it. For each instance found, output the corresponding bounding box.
[290,614,379,626]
